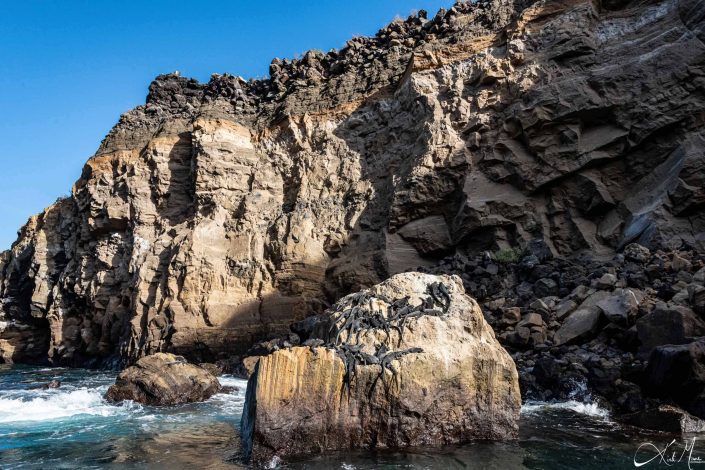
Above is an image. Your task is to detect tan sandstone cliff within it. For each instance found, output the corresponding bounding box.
[1,0,705,366]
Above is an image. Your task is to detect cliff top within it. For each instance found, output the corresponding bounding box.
[97,0,530,154]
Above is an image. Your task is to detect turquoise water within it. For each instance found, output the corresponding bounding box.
[0,365,699,469]
[0,365,247,469]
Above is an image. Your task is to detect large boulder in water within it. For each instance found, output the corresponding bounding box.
[105,353,221,405]
[241,272,520,464]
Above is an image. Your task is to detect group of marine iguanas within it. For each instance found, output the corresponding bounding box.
[302,281,452,398]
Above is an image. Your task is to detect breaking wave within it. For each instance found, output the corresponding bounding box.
[0,387,129,424]
[521,400,611,419]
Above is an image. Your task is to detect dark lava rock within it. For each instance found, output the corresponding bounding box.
[644,339,705,419]
[621,405,705,433]
[636,304,705,356]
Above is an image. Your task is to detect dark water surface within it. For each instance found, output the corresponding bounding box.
[0,365,699,469]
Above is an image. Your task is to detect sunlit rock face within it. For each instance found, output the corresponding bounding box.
[240,272,520,464]
[2,0,705,366]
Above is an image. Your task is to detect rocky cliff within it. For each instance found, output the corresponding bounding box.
[2,0,705,367]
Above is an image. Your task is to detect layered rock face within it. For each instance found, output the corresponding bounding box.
[241,273,520,464]
[2,0,705,366]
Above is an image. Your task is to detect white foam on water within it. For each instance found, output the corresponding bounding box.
[218,375,248,389]
[521,400,611,419]
[209,375,249,414]
[0,387,129,423]
[266,455,282,469]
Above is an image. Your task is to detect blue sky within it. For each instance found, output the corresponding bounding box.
[0,0,452,250]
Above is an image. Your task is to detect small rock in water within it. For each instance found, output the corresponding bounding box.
[105,353,221,406]
[30,379,61,390]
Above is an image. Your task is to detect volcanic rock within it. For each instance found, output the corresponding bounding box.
[636,304,705,355]
[240,273,520,464]
[644,339,705,419]
[1,0,705,371]
[105,352,221,405]
[621,405,705,433]
[596,288,640,325]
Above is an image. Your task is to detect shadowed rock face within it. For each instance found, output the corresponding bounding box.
[2,0,705,366]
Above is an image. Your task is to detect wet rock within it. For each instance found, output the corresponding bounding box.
[241,273,520,464]
[621,405,705,433]
[105,353,221,406]
[31,379,61,390]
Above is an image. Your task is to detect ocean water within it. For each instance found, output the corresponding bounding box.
[0,364,699,469]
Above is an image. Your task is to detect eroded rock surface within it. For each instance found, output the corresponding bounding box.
[105,352,221,405]
[2,0,705,366]
[240,272,520,464]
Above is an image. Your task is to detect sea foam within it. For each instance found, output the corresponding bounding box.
[521,400,611,419]
[0,387,124,423]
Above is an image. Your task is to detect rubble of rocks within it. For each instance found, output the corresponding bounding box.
[414,241,705,421]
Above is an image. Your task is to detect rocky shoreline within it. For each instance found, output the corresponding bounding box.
[1,0,705,459]
[461,241,705,420]
[235,241,705,434]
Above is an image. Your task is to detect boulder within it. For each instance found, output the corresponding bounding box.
[595,273,617,290]
[555,298,578,320]
[396,216,453,255]
[624,243,651,263]
[525,239,554,262]
[553,290,610,345]
[241,273,520,464]
[621,405,705,433]
[644,339,705,419]
[534,278,558,297]
[636,304,705,355]
[105,353,221,405]
[553,309,603,346]
[596,288,640,325]
[672,253,692,272]
[500,307,521,326]
[689,284,705,315]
